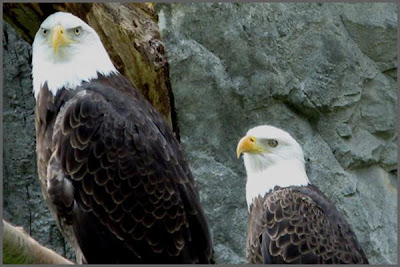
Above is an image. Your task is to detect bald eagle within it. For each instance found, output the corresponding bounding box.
[236,125,368,264]
[32,12,213,264]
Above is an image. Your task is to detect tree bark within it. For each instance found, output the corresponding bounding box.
[3,220,73,264]
[3,2,179,138]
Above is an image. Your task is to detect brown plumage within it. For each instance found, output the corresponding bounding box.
[36,73,214,264]
[237,125,369,264]
[33,12,213,264]
[247,185,369,264]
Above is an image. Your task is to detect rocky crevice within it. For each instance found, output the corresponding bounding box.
[157,3,397,264]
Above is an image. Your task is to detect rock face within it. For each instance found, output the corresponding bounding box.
[3,22,75,260]
[156,3,397,264]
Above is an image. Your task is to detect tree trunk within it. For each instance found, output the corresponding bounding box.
[4,2,179,137]
[3,220,73,264]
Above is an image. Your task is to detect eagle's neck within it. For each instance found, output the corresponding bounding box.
[245,159,310,210]
[32,41,118,100]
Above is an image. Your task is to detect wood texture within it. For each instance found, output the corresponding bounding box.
[3,220,73,264]
[3,2,178,137]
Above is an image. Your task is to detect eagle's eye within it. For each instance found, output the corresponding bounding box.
[268,139,278,148]
[41,28,48,36]
[73,27,81,36]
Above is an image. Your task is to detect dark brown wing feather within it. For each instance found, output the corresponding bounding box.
[41,74,213,263]
[246,185,368,264]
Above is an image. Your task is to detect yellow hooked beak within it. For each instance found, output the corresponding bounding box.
[236,135,265,159]
[51,25,74,54]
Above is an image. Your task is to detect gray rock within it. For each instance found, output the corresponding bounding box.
[3,22,75,261]
[338,3,397,73]
[157,3,397,264]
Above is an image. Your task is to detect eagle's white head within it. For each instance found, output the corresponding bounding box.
[236,125,310,210]
[32,12,117,99]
